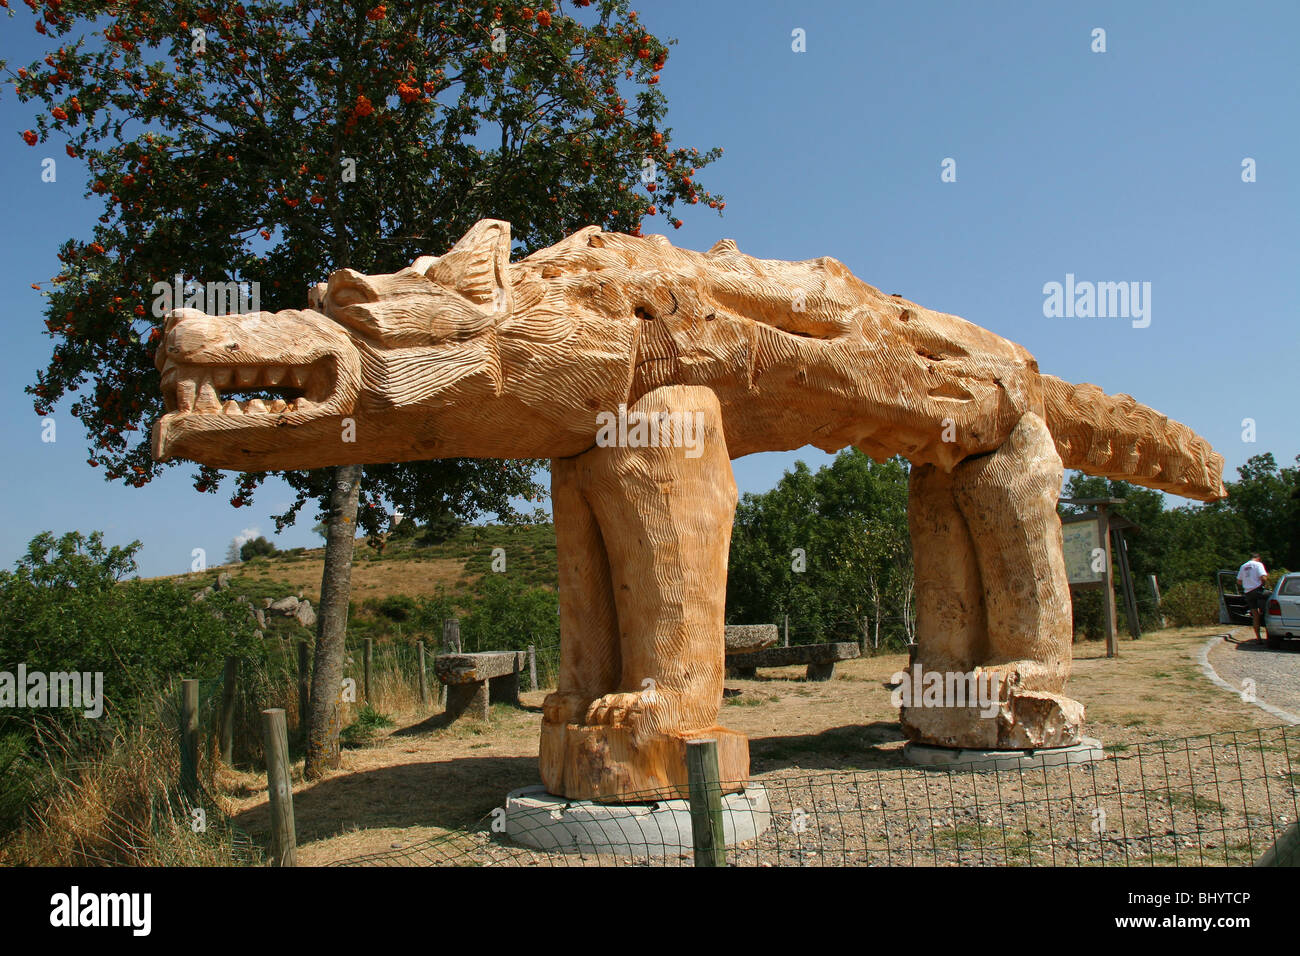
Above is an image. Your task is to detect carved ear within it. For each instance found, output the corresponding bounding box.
[425,219,513,316]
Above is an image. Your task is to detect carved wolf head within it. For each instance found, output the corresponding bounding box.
[152,220,539,470]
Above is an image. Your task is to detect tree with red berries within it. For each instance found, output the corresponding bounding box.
[10,0,722,777]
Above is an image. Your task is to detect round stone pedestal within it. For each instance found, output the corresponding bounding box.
[904,736,1105,771]
[504,783,771,855]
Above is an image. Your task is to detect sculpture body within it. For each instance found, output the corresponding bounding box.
[153,220,1225,798]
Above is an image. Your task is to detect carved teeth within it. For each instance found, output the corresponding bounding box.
[287,366,310,389]
[211,368,233,388]
[245,398,267,414]
[196,377,221,413]
[264,366,287,386]
[177,378,195,412]
[293,398,313,413]
[235,366,259,387]
[268,398,288,413]
[223,400,243,416]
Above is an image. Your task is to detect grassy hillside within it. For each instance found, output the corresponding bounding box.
[157,522,559,645]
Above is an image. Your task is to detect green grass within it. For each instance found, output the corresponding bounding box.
[341,706,396,748]
[724,694,779,707]
[1165,791,1225,815]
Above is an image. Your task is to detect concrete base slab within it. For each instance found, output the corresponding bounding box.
[904,736,1106,772]
[505,783,771,855]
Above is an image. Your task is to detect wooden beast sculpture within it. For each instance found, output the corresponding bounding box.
[153,220,1225,800]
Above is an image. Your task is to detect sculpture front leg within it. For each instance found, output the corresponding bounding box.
[539,384,750,801]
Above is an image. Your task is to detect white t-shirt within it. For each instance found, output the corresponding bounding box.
[1238,559,1267,592]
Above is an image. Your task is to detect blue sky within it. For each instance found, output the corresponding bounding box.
[1,0,1296,578]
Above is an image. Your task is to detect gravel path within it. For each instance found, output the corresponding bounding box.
[1205,629,1300,724]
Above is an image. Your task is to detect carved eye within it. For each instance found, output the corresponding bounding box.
[325,269,379,309]
[330,285,373,308]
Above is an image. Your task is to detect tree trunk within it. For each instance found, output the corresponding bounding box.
[304,463,362,779]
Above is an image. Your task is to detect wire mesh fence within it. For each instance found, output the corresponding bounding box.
[330,724,1300,867]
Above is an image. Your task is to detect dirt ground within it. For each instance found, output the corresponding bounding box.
[220,625,1292,865]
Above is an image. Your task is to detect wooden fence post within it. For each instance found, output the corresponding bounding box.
[1149,573,1166,626]
[417,640,429,707]
[297,640,311,732]
[440,618,460,708]
[363,638,373,705]
[686,738,726,867]
[180,678,200,800]
[442,617,461,653]
[219,658,238,765]
[261,708,297,867]
[528,644,537,691]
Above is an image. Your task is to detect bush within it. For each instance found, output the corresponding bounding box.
[0,531,279,856]
[375,594,417,623]
[0,532,263,719]
[1070,588,1104,640]
[341,706,394,748]
[460,574,558,653]
[416,513,464,546]
[239,536,278,561]
[1162,580,1220,627]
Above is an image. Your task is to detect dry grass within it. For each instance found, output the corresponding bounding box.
[2,715,257,867]
[236,553,470,604]
[8,624,1261,866]
[217,624,1278,865]
[147,537,477,606]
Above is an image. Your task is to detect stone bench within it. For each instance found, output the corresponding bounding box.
[724,624,779,653]
[725,641,860,682]
[435,650,528,721]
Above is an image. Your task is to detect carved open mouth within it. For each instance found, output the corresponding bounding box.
[160,357,337,417]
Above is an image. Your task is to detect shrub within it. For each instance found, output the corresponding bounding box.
[0,532,262,718]
[341,706,395,748]
[375,594,417,623]
[239,536,278,561]
[1070,588,1104,640]
[460,574,558,653]
[1162,580,1220,627]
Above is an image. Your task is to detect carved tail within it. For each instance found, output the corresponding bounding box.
[1041,374,1226,502]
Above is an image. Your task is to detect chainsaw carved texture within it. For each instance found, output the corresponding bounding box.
[153,219,1226,797]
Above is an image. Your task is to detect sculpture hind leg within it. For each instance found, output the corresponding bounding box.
[538,385,749,800]
[902,412,1084,749]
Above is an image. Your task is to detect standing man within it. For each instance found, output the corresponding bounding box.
[1237,553,1270,641]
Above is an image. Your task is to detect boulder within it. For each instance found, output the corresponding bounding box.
[270,596,300,613]
[293,600,316,629]
[255,609,266,629]
[193,586,213,603]
[216,572,232,590]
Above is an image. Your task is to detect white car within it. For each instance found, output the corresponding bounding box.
[1265,572,1300,649]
